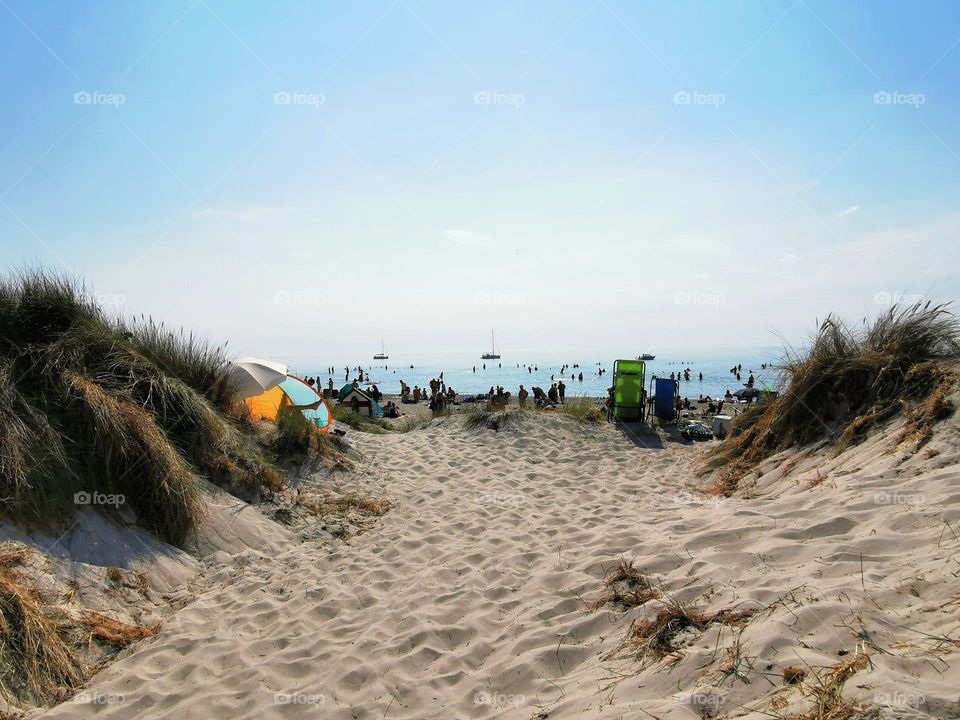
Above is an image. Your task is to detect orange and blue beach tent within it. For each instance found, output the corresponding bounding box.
[245,374,332,432]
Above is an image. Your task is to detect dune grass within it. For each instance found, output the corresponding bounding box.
[556,398,606,423]
[787,651,872,720]
[584,559,660,612]
[706,302,960,495]
[330,404,394,433]
[463,407,527,432]
[0,541,160,708]
[618,595,758,664]
[0,270,286,545]
[270,406,353,468]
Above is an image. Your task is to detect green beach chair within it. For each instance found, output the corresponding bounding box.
[611,359,645,422]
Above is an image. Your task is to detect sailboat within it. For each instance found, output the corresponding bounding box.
[481,330,501,360]
[373,339,388,360]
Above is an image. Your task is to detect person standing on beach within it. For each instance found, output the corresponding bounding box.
[518,385,528,408]
[557,380,566,404]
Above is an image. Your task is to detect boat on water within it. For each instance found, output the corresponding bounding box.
[481,330,501,360]
[373,338,388,360]
[640,353,655,361]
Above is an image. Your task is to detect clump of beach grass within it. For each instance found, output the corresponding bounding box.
[609,594,758,664]
[706,302,960,495]
[0,544,83,705]
[331,404,394,434]
[0,542,159,709]
[0,269,289,545]
[786,650,873,720]
[301,494,393,516]
[270,407,354,469]
[73,609,159,649]
[463,408,527,432]
[556,398,606,423]
[585,559,660,611]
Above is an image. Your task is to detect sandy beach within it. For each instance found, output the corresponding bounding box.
[27,399,960,720]
[4,3,958,717]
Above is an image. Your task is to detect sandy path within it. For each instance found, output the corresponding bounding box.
[37,412,960,719]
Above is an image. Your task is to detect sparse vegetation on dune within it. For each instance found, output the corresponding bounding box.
[556,398,606,423]
[270,407,354,469]
[706,302,960,495]
[611,594,758,664]
[0,270,287,544]
[463,407,527,432]
[330,405,394,434]
[584,559,660,612]
[0,541,158,707]
[786,651,874,720]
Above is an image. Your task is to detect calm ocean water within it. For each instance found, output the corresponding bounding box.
[289,348,781,400]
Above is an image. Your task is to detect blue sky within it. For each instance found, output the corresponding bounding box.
[2,0,959,361]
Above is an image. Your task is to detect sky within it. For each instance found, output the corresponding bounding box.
[1,0,959,363]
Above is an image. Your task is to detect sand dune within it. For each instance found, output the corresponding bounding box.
[34,408,960,719]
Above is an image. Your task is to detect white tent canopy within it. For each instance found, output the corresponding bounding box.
[227,357,289,399]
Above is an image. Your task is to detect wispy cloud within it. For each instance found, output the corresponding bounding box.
[194,206,305,222]
[836,205,860,219]
[441,229,493,247]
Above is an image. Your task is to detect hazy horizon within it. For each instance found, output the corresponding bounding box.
[3,1,959,362]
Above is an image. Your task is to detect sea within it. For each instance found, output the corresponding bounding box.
[290,348,783,401]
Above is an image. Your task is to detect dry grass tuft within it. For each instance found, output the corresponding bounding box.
[787,651,874,720]
[330,405,394,434]
[783,665,807,685]
[75,610,159,649]
[0,573,84,705]
[613,595,758,663]
[271,407,354,469]
[0,548,159,709]
[0,546,29,572]
[705,302,960,495]
[105,567,123,587]
[585,559,660,611]
[463,408,527,432]
[300,494,393,517]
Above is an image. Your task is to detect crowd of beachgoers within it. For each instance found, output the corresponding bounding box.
[293,358,772,423]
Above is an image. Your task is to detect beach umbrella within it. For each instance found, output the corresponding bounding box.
[227,357,288,399]
[733,387,760,400]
